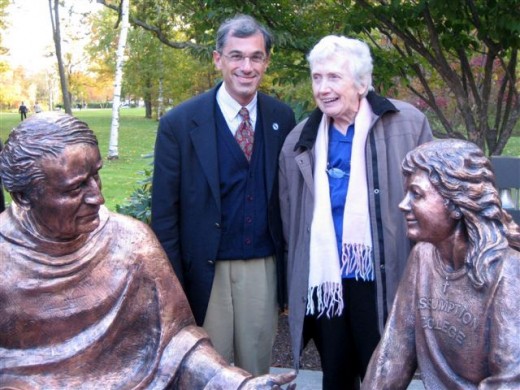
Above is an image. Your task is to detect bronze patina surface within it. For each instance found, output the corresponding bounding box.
[0,112,295,389]
[362,139,520,389]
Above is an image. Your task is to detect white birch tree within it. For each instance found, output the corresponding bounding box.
[107,0,129,160]
[49,0,72,114]
[156,43,164,121]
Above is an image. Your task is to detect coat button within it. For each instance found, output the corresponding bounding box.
[208,260,215,265]
[380,264,385,270]
[215,222,221,229]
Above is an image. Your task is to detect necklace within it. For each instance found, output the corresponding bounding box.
[433,248,467,294]
[442,276,450,294]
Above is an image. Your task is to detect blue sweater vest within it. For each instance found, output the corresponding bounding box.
[215,106,274,260]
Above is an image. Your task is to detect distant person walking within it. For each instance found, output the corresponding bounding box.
[33,102,42,113]
[18,102,28,120]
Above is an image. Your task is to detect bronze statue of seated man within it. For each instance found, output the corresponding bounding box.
[0,112,295,390]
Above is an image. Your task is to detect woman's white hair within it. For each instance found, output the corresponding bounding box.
[307,35,374,96]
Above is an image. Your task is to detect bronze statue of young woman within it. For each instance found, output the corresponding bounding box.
[362,138,520,389]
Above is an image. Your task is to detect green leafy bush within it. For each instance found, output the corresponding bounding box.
[116,167,152,225]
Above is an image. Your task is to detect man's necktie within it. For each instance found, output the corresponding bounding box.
[235,107,254,161]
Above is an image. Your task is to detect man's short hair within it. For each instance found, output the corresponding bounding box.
[216,14,273,54]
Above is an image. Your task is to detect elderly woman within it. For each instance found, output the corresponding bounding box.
[362,139,520,389]
[279,35,433,389]
[0,112,295,389]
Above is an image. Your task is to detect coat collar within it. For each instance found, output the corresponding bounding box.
[294,91,399,151]
[189,83,281,205]
[189,85,221,209]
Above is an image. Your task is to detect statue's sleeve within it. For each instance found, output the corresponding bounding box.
[137,222,252,389]
[362,247,420,390]
[479,252,520,389]
[146,325,250,389]
[173,326,252,389]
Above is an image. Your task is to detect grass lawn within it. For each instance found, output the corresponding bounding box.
[0,108,157,211]
[504,136,520,157]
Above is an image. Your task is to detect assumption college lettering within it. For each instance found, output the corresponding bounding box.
[418,296,479,346]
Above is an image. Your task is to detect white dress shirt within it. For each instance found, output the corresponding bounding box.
[216,82,258,136]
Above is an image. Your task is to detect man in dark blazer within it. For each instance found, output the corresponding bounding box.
[151,14,296,376]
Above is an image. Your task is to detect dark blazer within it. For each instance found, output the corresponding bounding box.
[151,84,296,325]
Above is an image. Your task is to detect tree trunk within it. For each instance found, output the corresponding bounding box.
[144,77,152,119]
[156,76,164,121]
[156,43,164,121]
[49,0,71,114]
[108,0,130,160]
[145,98,152,119]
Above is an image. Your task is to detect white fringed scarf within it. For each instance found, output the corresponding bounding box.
[307,97,374,318]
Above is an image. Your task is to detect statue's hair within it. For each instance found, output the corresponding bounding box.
[401,139,520,289]
[216,14,272,54]
[0,112,98,196]
[307,35,373,97]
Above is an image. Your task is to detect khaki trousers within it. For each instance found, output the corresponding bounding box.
[203,256,278,376]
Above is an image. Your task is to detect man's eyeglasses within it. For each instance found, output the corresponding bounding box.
[222,53,267,64]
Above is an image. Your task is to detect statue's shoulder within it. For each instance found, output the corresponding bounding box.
[106,209,155,239]
[410,241,435,258]
[0,206,12,231]
[501,247,520,274]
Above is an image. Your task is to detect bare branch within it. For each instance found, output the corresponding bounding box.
[97,0,204,51]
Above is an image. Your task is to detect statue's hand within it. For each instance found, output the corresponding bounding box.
[240,370,296,389]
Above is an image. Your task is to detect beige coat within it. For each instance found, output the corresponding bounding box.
[279,92,433,369]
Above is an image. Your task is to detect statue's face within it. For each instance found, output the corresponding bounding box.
[399,169,458,244]
[27,143,105,240]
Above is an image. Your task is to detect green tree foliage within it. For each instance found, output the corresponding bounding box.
[0,0,15,106]
[92,0,519,219]
[125,28,217,118]
[347,0,520,154]
[97,0,518,155]
[116,167,152,224]
[88,4,216,119]
[0,0,9,55]
[97,0,352,125]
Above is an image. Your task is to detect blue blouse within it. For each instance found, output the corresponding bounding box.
[327,123,355,278]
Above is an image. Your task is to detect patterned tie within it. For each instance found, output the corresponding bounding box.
[235,107,254,161]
